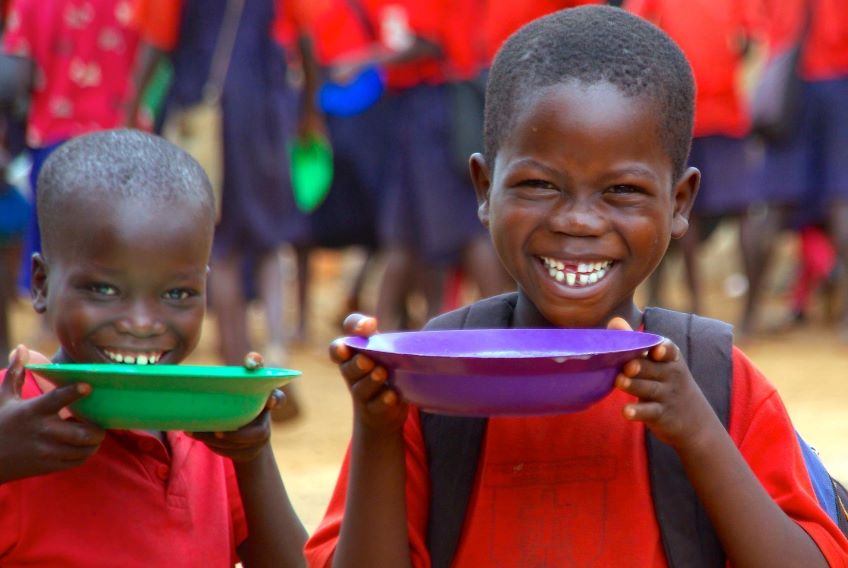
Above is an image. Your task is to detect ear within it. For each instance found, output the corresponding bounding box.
[469,153,492,228]
[31,253,48,314]
[670,167,700,239]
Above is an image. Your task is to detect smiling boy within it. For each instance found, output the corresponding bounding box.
[0,130,306,566]
[307,6,848,567]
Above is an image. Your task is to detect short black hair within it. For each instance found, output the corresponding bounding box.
[37,129,215,255]
[484,5,695,181]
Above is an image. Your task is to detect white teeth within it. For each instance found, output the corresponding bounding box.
[103,349,163,365]
[541,257,613,288]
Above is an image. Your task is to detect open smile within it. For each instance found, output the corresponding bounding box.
[539,256,613,287]
[99,348,167,365]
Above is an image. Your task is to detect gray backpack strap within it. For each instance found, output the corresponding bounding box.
[642,307,733,568]
[421,293,517,568]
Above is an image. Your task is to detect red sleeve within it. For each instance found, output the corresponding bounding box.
[2,0,34,56]
[729,347,848,565]
[132,0,183,51]
[304,407,432,567]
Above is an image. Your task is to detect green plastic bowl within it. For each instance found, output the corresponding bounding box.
[289,135,333,213]
[27,364,301,431]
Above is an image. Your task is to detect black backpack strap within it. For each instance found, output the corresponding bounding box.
[642,307,733,568]
[421,293,517,568]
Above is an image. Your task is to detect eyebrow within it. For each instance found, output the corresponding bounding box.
[507,159,661,184]
[505,158,562,177]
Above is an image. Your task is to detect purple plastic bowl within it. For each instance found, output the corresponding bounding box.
[343,328,663,417]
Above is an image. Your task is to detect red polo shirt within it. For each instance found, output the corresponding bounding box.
[0,369,248,567]
[305,347,848,567]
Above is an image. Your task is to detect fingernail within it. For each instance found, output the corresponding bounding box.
[381,390,396,405]
[77,383,92,395]
[370,367,387,383]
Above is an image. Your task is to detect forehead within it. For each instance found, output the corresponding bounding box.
[499,80,672,179]
[51,192,212,267]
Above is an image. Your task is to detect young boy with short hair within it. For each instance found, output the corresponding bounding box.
[307,6,848,566]
[0,129,307,566]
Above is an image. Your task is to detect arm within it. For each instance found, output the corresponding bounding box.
[192,354,307,567]
[608,317,830,567]
[328,36,441,83]
[327,314,413,568]
[294,31,323,138]
[126,42,167,128]
[234,441,308,567]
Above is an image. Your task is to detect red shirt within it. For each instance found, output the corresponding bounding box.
[481,0,603,64]
[3,0,141,147]
[307,0,447,89]
[626,0,757,137]
[755,0,848,81]
[0,369,248,567]
[304,348,848,567]
[133,0,305,52]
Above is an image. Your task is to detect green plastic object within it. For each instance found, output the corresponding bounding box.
[26,364,301,431]
[289,134,333,213]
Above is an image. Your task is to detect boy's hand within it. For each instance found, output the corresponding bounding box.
[0,345,106,483]
[190,352,283,463]
[329,313,407,436]
[607,317,717,450]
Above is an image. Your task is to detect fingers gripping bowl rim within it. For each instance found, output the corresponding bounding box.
[343,328,663,416]
[25,364,301,431]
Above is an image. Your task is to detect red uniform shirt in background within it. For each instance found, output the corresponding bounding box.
[3,0,141,147]
[439,0,487,80]
[0,370,248,566]
[754,0,848,80]
[133,0,308,53]
[309,0,448,90]
[304,0,378,66]
[626,0,757,137]
[304,348,848,567]
[481,0,602,64]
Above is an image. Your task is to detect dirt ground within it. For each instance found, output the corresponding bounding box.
[8,224,848,533]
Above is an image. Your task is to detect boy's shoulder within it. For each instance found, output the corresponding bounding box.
[424,292,519,331]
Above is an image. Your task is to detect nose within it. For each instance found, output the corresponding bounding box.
[116,300,167,337]
[548,195,606,237]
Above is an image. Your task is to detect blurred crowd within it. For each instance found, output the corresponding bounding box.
[0,0,845,385]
